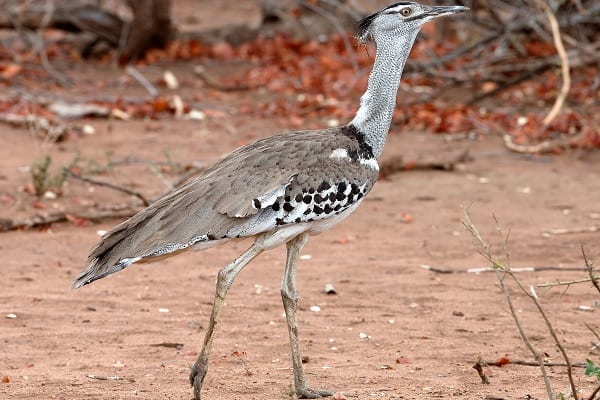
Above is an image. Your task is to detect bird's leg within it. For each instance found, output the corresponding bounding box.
[190,243,263,400]
[282,233,333,399]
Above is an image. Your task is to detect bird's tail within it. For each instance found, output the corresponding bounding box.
[71,198,178,289]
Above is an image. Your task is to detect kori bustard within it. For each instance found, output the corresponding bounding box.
[73,2,468,398]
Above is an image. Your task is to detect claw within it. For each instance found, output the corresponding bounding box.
[296,387,334,399]
[189,361,207,400]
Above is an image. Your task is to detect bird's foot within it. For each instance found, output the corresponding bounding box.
[189,361,208,400]
[296,386,334,399]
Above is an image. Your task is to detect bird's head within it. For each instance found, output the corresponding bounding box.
[358,2,469,43]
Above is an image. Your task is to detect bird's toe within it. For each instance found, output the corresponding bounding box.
[296,387,334,399]
[189,362,207,399]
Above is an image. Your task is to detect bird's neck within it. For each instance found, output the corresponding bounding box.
[349,31,419,159]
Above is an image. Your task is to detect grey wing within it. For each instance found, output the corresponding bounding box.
[72,131,326,288]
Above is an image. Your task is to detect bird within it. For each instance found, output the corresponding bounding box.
[72,2,468,399]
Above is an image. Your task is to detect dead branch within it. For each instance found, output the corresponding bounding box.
[581,246,600,295]
[484,359,587,368]
[528,284,579,400]
[473,357,490,384]
[542,226,599,236]
[503,130,591,154]
[379,150,472,177]
[419,264,587,274]
[86,374,123,381]
[65,169,150,207]
[536,0,570,127]
[298,0,359,75]
[587,384,600,400]
[537,277,598,288]
[27,0,72,87]
[125,65,158,98]
[0,112,69,140]
[462,208,564,400]
[0,208,140,232]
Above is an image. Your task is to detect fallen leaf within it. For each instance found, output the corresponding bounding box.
[65,214,90,227]
[495,357,511,367]
[0,63,21,79]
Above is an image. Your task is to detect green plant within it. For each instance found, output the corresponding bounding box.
[585,359,600,379]
[30,155,79,196]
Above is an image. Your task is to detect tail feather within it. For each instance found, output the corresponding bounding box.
[71,185,236,289]
[71,256,139,289]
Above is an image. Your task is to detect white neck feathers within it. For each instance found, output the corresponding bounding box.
[350,30,419,159]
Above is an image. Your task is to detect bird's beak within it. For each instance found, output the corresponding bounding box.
[427,5,470,18]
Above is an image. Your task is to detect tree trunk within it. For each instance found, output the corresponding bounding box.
[0,0,174,61]
[120,0,174,62]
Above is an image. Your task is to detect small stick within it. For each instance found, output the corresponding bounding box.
[32,0,72,87]
[462,209,555,399]
[0,208,140,232]
[419,264,586,274]
[503,130,589,155]
[537,0,570,126]
[581,246,600,295]
[65,169,150,206]
[484,359,587,368]
[86,374,123,381]
[585,323,600,343]
[587,383,600,400]
[473,358,490,384]
[543,226,599,236]
[537,277,596,288]
[379,150,472,177]
[126,65,158,98]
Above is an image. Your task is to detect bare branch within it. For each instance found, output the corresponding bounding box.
[536,0,570,126]
[581,246,600,295]
[65,169,150,207]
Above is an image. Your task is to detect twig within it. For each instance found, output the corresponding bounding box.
[585,323,600,343]
[419,264,587,274]
[125,65,158,98]
[473,357,490,384]
[231,351,253,377]
[0,208,140,232]
[484,359,587,368]
[581,246,600,295]
[461,209,556,400]
[503,130,592,154]
[379,150,472,177]
[537,0,570,126]
[587,384,600,400]
[34,0,72,87]
[86,374,123,381]
[65,169,150,206]
[537,277,597,288]
[0,112,69,140]
[299,0,359,75]
[542,226,599,235]
[528,285,579,400]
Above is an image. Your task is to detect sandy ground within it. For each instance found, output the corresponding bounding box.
[1,2,600,399]
[2,110,599,399]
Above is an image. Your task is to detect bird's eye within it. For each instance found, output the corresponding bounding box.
[400,7,412,16]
